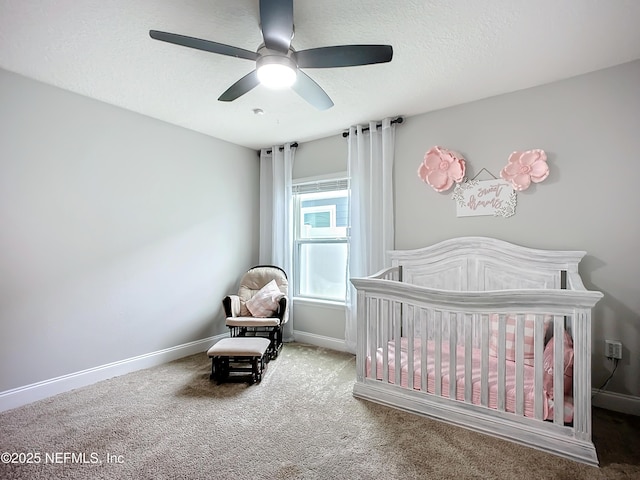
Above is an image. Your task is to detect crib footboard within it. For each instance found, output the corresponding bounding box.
[351,276,603,466]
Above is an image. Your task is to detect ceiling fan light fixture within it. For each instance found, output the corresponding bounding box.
[256,54,297,89]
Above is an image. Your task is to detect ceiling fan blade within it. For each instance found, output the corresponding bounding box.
[218,70,260,102]
[291,71,334,110]
[149,30,258,61]
[296,45,393,68]
[259,0,294,53]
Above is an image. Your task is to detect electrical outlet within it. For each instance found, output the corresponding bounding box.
[605,340,622,360]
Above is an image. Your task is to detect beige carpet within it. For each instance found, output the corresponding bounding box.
[1,343,638,479]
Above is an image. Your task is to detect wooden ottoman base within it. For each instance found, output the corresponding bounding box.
[207,337,271,385]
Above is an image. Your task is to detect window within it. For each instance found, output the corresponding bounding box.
[293,178,349,302]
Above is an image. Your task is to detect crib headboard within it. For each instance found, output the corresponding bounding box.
[388,237,587,291]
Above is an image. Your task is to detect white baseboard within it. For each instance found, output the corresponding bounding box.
[0,334,226,413]
[292,330,350,353]
[592,389,640,416]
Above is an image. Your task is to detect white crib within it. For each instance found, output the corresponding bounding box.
[351,237,603,465]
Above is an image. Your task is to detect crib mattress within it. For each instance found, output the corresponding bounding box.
[366,338,573,423]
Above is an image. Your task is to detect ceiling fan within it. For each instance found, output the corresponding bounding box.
[149,0,393,110]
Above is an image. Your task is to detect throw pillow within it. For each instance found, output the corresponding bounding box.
[542,330,574,399]
[245,280,285,318]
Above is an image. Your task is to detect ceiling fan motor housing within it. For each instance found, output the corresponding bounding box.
[256,46,298,88]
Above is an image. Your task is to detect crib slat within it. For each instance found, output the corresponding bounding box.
[369,297,378,381]
[383,298,391,345]
[464,313,473,403]
[534,314,544,420]
[435,311,442,397]
[497,314,506,412]
[356,290,367,383]
[449,312,457,401]
[380,299,387,383]
[407,305,415,390]
[515,314,525,416]
[553,315,565,425]
[421,308,428,392]
[394,301,402,387]
[481,314,489,407]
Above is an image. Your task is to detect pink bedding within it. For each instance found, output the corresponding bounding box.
[366,338,573,423]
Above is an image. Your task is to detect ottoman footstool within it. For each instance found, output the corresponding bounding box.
[207,337,271,385]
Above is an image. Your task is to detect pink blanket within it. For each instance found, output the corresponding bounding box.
[366,338,572,423]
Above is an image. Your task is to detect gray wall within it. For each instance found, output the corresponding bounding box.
[293,60,640,399]
[0,69,260,392]
[292,135,347,179]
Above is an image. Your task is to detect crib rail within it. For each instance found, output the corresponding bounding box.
[367,266,402,281]
[351,276,603,464]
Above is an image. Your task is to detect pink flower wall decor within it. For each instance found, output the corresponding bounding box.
[417,146,466,192]
[500,149,549,191]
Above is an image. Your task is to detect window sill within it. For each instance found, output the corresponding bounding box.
[293,297,346,309]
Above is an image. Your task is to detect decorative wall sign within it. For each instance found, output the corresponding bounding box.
[452,178,516,217]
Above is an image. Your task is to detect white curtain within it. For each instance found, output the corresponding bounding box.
[345,119,396,353]
[259,143,295,342]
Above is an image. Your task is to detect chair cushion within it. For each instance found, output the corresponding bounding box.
[226,317,281,327]
[208,337,271,357]
[238,266,288,316]
[245,280,285,317]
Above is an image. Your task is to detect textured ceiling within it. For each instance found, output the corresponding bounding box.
[1,0,640,150]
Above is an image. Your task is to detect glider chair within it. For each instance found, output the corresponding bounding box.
[222,265,289,360]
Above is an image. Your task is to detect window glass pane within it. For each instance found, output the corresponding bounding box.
[298,242,347,301]
[299,190,348,239]
[304,211,331,227]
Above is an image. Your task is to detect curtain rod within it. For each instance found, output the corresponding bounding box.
[342,116,404,138]
[256,115,403,155]
[257,142,299,157]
